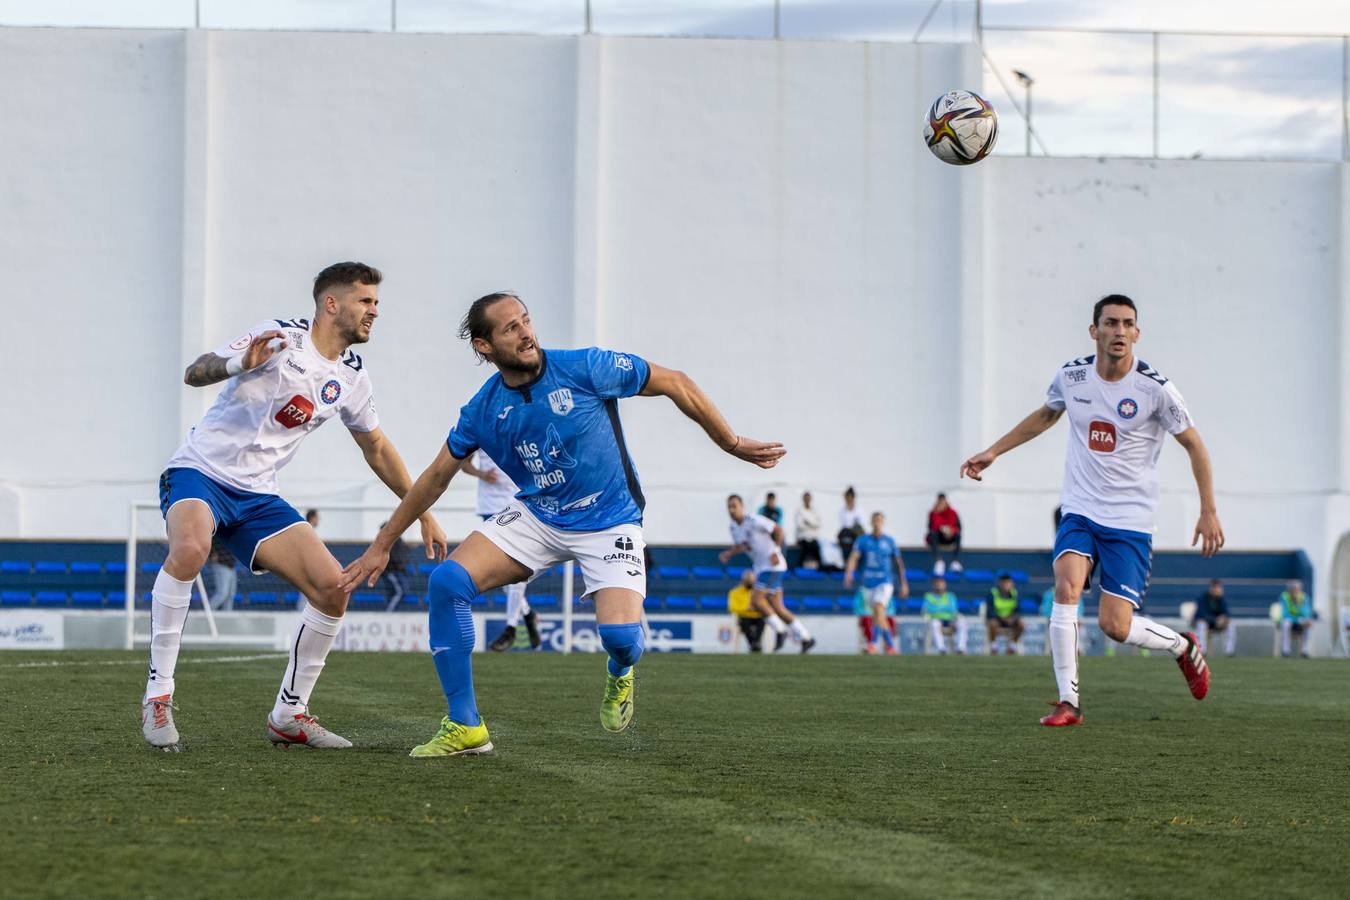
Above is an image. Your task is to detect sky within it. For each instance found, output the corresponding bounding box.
[1,1,1347,158]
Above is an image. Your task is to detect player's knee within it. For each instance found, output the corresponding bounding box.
[166,537,210,574]
[428,560,477,604]
[598,622,644,667]
[1099,614,1129,643]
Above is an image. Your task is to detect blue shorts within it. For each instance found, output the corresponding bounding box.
[1053,513,1152,608]
[753,569,785,592]
[159,467,306,574]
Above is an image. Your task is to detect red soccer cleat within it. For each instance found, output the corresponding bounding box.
[1177,631,1210,700]
[1039,701,1083,727]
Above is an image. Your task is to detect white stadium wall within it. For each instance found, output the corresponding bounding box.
[3,26,1348,602]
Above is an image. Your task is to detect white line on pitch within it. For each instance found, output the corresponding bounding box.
[0,653,287,670]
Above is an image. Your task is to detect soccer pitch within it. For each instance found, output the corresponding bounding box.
[1,652,1344,899]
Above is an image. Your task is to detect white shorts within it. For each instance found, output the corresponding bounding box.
[865,583,894,608]
[475,502,646,598]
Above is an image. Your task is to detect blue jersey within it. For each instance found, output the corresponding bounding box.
[446,348,651,531]
[854,533,899,587]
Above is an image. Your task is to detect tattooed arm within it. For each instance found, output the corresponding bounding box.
[183,330,286,387]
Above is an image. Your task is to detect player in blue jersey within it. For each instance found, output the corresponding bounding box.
[844,512,909,655]
[339,292,785,756]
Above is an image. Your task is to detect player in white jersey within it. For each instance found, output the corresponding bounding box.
[960,295,1223,726]
[461,449,541,651]
[143,262,447,751]
[720,495,815,652]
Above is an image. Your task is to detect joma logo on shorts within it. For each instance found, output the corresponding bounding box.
[1088,420,1117,453]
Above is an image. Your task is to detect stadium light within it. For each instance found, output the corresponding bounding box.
[1013,69,1034,156]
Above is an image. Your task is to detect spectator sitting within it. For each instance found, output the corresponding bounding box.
[837,486,865,565]
[922,576,967,655]
[1279,580,1314,658]
[758,492,783,525]
[205,539,237,611]
[795,491,822,570]
[305,508,320,531]
[926,493,963,576]
[1192,578,1235,657]
[727,569,765,653]
[985,573,1023,655]
[378,521,413,611]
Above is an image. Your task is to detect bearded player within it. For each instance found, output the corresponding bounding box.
[961,295,1223,726]
[143,262,447,751]
[340,292,784,757]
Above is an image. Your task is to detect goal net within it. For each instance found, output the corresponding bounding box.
[124,500,581,650]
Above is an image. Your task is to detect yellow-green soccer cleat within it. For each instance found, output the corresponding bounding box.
[600,669,635,733]
[408,716,493,758]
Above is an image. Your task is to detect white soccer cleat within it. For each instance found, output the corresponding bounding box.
[142,693,180,752]
[266,711,353,749]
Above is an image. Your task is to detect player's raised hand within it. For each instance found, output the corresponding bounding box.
[960,450,997,481]
[420,516,449,562]
[728,436,786,469]
[479,469,498,484]
[242,329,287,371]
[339,546,391,592]
[1192,510,1225,558]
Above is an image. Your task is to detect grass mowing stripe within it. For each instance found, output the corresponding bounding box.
[0,653,287,669]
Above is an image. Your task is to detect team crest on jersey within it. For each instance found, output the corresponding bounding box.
[1116,398,1138,420]
[320,379,342,405]
[548,388,574,416]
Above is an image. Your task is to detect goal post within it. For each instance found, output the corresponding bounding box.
[124,499,579,651]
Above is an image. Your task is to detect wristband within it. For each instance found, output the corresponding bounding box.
[226,355,246,377]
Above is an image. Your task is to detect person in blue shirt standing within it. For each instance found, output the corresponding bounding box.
[844,512,909,654]
[340,292,785,757]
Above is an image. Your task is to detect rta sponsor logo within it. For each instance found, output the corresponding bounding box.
[285,358,306,375]
[274,395,315,429]
[1088,420,1117,453]
[1066,369,1087,384]
[614,536,634,551]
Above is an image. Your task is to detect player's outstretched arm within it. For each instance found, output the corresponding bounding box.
[641,363,785,469]
[350,427,449,562]
[960,405,1063,481]
[183,330,286,387]
[338,444,464,592]
[1173,427,1225,557]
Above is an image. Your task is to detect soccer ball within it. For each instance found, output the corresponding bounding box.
[923,90,998,165]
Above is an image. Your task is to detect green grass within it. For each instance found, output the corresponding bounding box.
[0,651,1345,899]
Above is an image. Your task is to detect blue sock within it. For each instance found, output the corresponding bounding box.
[878,625,895,649]
[598,622,644,677]
[428,561,480,727]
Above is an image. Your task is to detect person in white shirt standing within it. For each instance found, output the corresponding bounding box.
[462,449,542,651]
[145,262,448,751]
[721,494,815,653]
[960,295,1224,727]
[794,491,822,570]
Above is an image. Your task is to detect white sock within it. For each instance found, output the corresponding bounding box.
[1125,616,1185,657]
[1224,625,1236,655]
[765,614,787,635]
[504,583,528,627]
[789,619,811,641]
[272,604,343,721]
[145,569,193,698]
[1049,604,1080,707]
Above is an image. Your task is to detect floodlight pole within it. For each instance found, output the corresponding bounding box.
[1014,70,1034,156]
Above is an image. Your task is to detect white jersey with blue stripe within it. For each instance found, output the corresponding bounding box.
[167,317,378,495]
[1046,355,1194,534]
[447,348,650,531]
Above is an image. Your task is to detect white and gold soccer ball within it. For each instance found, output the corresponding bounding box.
[923,89,998,165]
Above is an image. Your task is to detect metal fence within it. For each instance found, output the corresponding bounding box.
[3,1,1348,161]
